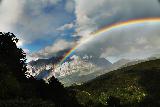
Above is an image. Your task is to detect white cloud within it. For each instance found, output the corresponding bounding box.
[0,0,25,32]
[16,40,24,47]
[57,23,74,31]
[31,39,75,59]
[0,0,63,44]
[10,0,75,44]
[23,48,30,54]
[65,0,75,13]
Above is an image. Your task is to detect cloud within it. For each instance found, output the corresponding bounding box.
[76,22,160,62]
[2,0,160,62]
[40,0,61,5]
[68,0,160,62]
[0,0,24,32]
[30,39,75,59]
[11,0,75,45]
[74,0,160,37]
[23,49,30,54]
[57,22,74,31]
[1,0,76,61]
[65,0,75,13]
[16,40,24,47]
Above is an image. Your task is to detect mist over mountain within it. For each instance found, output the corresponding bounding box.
[111,59,131,69]
[88,57,112,68]
[27,52,113,86]
[29,49,70,67]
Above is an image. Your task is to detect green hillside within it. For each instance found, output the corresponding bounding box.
[70,59,160,107]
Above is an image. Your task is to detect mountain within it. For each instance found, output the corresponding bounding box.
[109,59,131,70]
[27,55,112,86]
[88,57,112,68]
[28,48,71,67]
[70,59,160,107]
[29,56,62,67]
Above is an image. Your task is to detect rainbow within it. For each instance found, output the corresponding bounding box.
[60,17,160,64]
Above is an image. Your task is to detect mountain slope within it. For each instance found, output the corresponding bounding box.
[28,55,112,86]
[88,57,112,68]
[70,59,160,107]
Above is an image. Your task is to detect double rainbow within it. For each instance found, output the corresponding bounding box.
[60,17,160,64]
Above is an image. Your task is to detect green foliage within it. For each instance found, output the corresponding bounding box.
[71,59,160,107]
[76,91,93,105]
[98,86,146,105]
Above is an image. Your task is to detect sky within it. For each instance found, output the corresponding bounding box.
[1,0,160,63]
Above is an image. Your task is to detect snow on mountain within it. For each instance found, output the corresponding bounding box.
[26,54,112,86]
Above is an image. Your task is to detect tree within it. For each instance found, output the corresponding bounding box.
[31,76,81,107]
[0,32,27,81]
[48,76,71,107]
[0,32,27,99]
[107,96,121,107]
